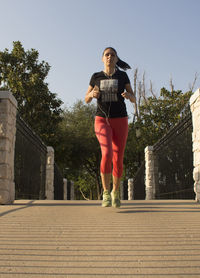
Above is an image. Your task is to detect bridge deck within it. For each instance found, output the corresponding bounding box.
[0,200,200,277]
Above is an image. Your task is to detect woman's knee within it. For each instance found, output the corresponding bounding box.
[112,155,123,177]
[103,151,113,161]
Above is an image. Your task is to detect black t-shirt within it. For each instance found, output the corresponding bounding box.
[89,69,130,118]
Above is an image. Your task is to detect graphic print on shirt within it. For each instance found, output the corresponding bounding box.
[100,79,118,102]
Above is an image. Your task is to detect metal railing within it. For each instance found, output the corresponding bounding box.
[132,161,145,199]
[153,111,195,199]
[14,114,47,199]
[67,180,72,200]
[54,163,64,200]
[131,107,194,200]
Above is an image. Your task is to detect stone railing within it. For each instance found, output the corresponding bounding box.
[0,91,74,204]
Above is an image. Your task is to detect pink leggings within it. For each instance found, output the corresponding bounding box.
[94,116,128,178]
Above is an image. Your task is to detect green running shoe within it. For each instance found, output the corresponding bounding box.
[102,190,111,207]
[111,190,121,208]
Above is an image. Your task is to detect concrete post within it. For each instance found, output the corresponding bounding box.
[128,178,133,200]
[145,146,158,200]
[45,146,54,200]
[63,178,67,200]
[120,180,124,200]
[190,88,200,202]
[0,91,17,204]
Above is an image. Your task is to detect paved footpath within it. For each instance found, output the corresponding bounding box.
[0,200,200,278]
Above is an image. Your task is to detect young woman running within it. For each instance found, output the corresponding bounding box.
[85,47,136,208]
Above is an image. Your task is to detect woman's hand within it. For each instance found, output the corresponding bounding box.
[121,91,136,103]
[123,83,137,103]
[91,85,100,99]
[121,91,130,99]
[85,85,100,103]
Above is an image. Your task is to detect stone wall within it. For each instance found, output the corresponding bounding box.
[45,146,54,200]
[128,178,133,200]
[190,88,200,202]
[145,146,157,200]
[0,91,17,204]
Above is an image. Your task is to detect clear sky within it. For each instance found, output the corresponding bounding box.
[0,0,200,118]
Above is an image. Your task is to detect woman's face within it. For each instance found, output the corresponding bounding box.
[102,48,118,67]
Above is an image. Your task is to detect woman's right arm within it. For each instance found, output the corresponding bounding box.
[85,85,94,103]
[85,85,100,103]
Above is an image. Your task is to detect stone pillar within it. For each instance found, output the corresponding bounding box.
[45,146,54,200]
[63,178,67,200]
[70,181,74,200]
[120,180,124,200]
[190,88,200,202]
[128,178,133,200]
[145,146,158,200]
[0,91,17,204]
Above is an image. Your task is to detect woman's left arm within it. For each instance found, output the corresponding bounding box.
[121,83,136,103]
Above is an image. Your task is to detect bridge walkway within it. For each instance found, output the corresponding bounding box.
[0,200,200,277]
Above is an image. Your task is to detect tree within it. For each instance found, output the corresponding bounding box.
[124,84,192,179]
[59,100,102,200]
[0,41,63,146]
[138,87,192,146]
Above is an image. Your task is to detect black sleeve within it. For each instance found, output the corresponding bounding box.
[89,73,96,87]
[124,72,130,85]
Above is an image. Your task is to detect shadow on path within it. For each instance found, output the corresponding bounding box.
[1,200,199,217]
[0,200,35,218]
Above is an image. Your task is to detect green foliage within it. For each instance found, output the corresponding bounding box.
[74,173,98,200]
[139,87,192,145]
[124,123,144,178]
[0,41,63,146]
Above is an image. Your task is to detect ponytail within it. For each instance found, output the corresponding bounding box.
[116,58,131,71]
[102,47,131,71]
